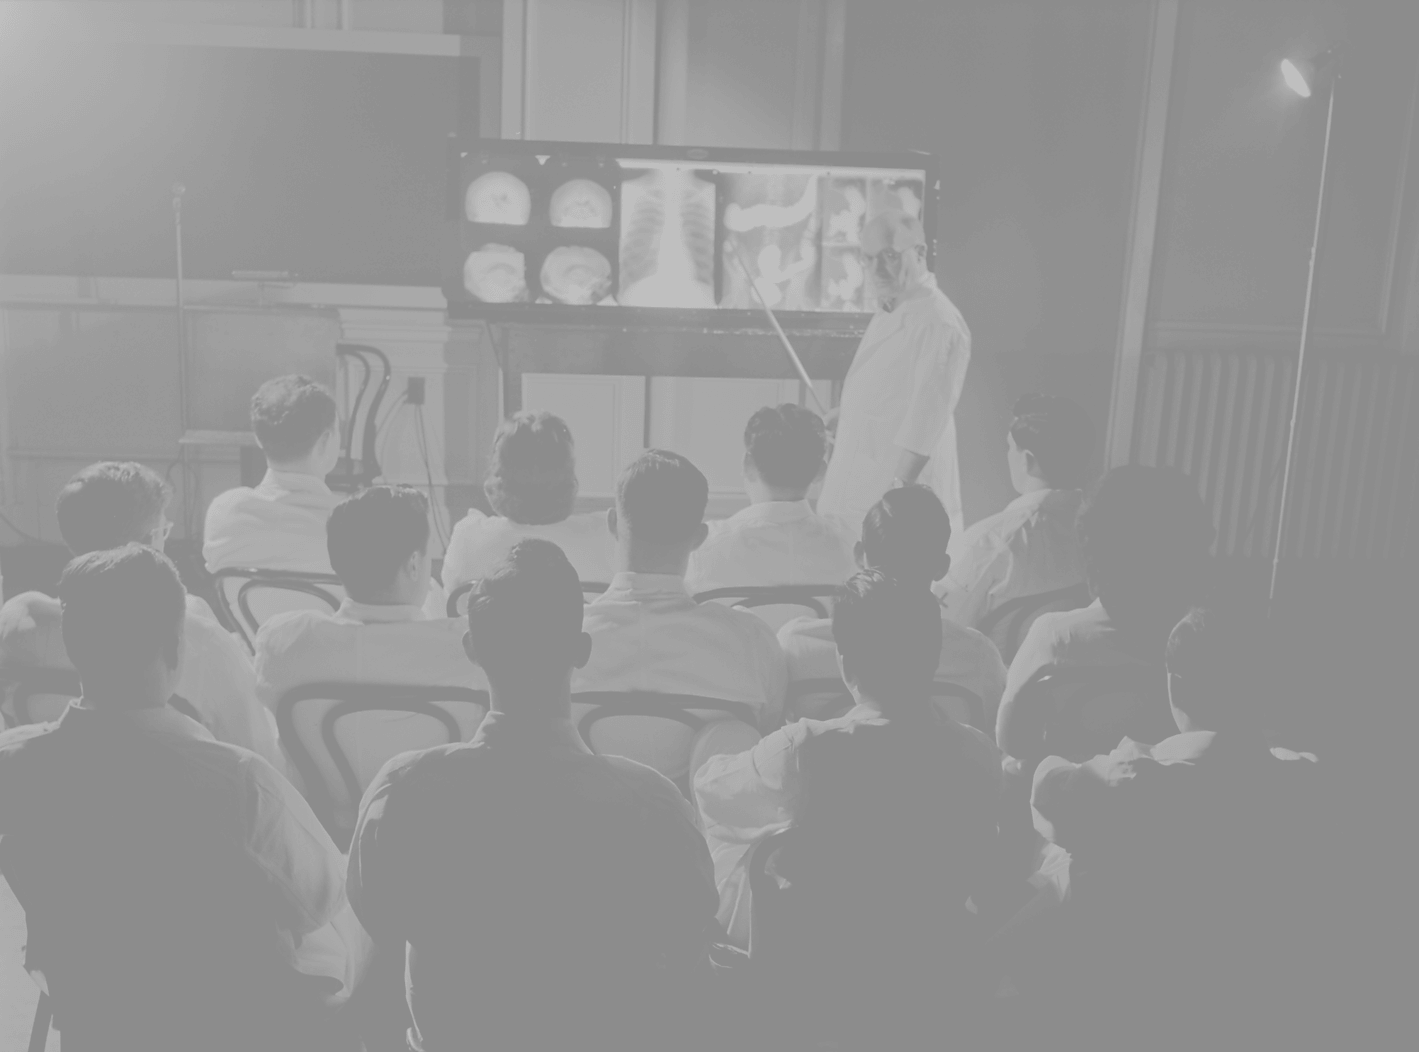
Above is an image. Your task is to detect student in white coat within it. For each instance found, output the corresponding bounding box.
[816,211,972,533]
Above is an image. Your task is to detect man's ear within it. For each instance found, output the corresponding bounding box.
[932,551,951,584]
[606,506,618,540]
[1023,448,1044,481]
[462,628,479,666]
[835,649,856,693]
[573,630,593,671]
[691,522,710,552]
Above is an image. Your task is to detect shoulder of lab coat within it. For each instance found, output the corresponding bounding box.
[892,295,972,457]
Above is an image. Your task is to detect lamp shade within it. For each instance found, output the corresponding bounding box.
[1281,58,1312,97]
[1281,46,1339,99]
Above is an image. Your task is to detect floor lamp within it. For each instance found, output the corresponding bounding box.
[1269,46,1340,615]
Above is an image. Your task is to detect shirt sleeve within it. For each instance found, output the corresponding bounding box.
[346,752,421,945]
[693,722,808,845]
[184,614,284,772]
[748,616,788,730]
[996,615,1059,759]
[439,511,487,591]
[240,753,347,938]
[939,528,1010,630]
[893,315,970,458]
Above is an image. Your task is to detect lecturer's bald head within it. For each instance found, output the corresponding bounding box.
[861,212,928,302]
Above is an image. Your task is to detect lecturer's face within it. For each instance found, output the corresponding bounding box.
[861,225,924,302]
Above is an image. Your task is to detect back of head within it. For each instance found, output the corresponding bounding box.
[744,403,828,492]
[859,484,952,584]
[249,374,337,464]
[327,485,430,600]
[61,544,186,694]
[467,538,585,697]
[485,410,578,525]
[1079,465,1214,626]
[1166,607,1261,736]
[616,449,708,546]
[832,570,942,709]
[1010,393,1097,489]
[55,461,170,555]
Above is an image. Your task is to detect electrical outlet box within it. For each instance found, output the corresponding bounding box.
[406,377,425,405]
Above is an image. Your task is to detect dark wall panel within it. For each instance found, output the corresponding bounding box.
[842,0,1152,521]
[1151,0,1419,335]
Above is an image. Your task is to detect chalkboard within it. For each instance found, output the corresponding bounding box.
[0,40,468,285]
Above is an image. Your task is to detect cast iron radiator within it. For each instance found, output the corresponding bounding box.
[1133,348,1418,560]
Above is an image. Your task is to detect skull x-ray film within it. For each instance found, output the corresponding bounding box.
[447,142,933,316]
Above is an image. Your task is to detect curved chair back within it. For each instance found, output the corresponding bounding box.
[693,585,839,631]
[276,681,490,847]
[212,569,345,653]
[447,579,609,618]
[1017,662,1171,766]
[0,667,81,728]
[975,582,1092,665]
[784,677,987,731]
[571,691,762,790]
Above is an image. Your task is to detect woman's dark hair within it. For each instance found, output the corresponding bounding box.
[859,484,952,584]
[483,411,578,525]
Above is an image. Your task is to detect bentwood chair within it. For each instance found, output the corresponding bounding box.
[571,691,763,794]
[785,676,988,732]
[446,579,609,617]
[211,568,344,654]
[693,585,840,630]
[275,681,490,847]
[975,582,1092,665]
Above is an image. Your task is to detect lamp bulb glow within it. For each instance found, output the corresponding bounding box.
[1281,59,1312,98]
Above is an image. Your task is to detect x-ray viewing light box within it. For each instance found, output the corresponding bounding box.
[444,139,938,325]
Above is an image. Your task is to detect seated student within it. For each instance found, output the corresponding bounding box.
[348,539,717,1052]
[996,464,1214,768]
[0,546,357,1051]
[572,450,787,780]
[696,571,1000,1036]
[939,393,1096,635]
[1024,608,1324,1037]
[204,375,344,575]
[442,410,614,592]
[255,486,477,797]
[778,484,1006,726]
[685,404,857,618]
[0,462,280,768]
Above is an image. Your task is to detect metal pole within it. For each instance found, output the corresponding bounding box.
[1269,70,1338,615]
[172,183,194,536]
[728,241,829,416]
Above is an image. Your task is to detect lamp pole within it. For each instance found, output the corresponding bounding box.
[1269,59,1339,616]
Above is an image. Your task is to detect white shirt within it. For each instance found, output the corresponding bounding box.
[997,599,1165,762]
[0,591,283,772]
[938,489,1086,631]
[817,275,971,531]
[441,508,615,590]
[685,500,858,609]
[255,599,484,805]
[572,572,788,779]
[777,609,1007,725]
[203,468,344,575]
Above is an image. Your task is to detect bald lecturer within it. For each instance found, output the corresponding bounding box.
[816,211,971,532]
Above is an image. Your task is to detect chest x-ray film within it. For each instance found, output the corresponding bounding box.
[451,143,931,315]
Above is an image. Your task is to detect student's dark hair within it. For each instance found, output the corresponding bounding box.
[483,411,579,525]
[860,484,951,583]
[1165,606,1260,733]
[467,538,584,690]
[61,544,186,690]
[743,403,828,491]
[249,375,337,463]
[616,449,708,545]
[326,485,430,599]
[1078,465,1214,628]
[55,461,171,556]
[832,570,942,707]
[1010,393,1097,489]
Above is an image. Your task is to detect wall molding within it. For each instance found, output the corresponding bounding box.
[1105,0,1178,467]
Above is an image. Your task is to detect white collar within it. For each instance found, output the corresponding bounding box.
[336,598,428,624]
[604,572,690,597]
[259,468,333,496]
[728,499,814,525]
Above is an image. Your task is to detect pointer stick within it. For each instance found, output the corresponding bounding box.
[729,241,829,416]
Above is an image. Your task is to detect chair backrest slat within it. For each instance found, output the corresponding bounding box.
[974,582,1092,665]
[212,569,344,654]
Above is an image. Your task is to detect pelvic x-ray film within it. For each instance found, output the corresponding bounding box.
[452,143,931,314]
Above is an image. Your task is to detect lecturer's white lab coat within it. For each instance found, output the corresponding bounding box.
[816,275,971,532]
